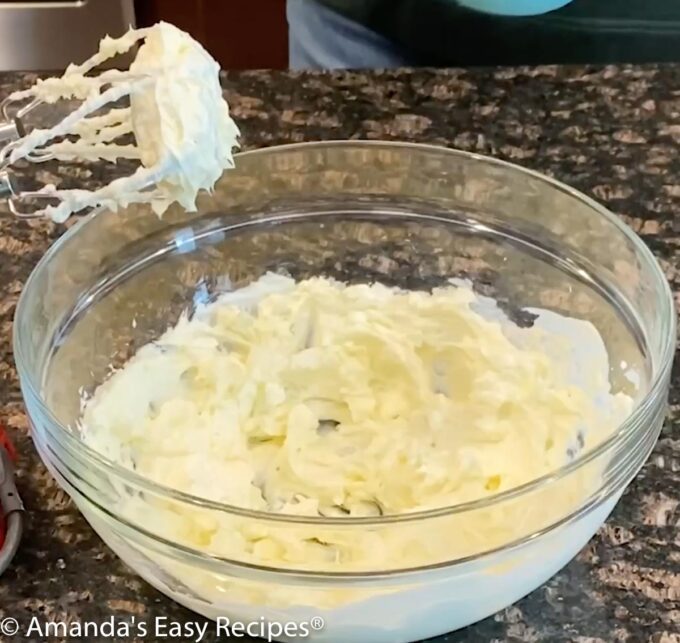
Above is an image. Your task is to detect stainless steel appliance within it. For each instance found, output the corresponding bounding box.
[0,0,136,71]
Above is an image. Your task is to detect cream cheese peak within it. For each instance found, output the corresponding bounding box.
[7,21,240,222]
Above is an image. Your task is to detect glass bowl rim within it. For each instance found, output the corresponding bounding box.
[13,140,677,527]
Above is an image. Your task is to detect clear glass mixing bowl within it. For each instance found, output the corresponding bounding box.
[14,142,675,643]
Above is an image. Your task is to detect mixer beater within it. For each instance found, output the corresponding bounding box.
[0,21,239,223]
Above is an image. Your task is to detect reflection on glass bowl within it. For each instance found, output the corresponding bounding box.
[15,142,674,643]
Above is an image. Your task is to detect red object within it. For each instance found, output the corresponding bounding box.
[0,424,17,550]
[0,425,16,462]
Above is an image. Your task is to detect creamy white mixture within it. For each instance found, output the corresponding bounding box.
[7,22,239,222]
[80,274,634,579]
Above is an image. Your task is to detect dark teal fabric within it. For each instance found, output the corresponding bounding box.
[314,0,680,65]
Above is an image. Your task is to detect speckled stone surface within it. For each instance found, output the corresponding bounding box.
[0,65,678,642]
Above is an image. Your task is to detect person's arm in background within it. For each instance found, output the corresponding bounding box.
[289,0,680,70]
[288,0,413,70]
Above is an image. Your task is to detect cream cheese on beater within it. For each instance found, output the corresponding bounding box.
[80,274,634,575]
[6,22,239,222]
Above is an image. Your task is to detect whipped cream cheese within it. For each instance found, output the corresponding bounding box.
[7,22,239,222]
[80,273,634,582]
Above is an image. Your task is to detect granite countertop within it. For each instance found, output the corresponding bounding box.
[0,65,678,642]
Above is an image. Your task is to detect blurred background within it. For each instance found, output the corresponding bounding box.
[0,0,288,71]
[0,0,679,71]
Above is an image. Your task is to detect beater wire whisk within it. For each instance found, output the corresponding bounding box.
[0,22,239,223]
